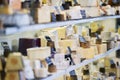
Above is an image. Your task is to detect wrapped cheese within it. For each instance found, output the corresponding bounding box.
[96,44,107,54]
[27,47,51,60]
[6,54,24,71]
[34,6,51,23]
[76,46,96,59]
[80,0,98,7]
[83,7,100,17]
[58,39,77,54]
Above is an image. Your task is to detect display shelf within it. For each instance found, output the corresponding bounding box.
[1,15,120,36]
[41,46,120,80]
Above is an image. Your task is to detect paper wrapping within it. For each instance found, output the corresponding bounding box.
[58,39,77,54]
[6,55,24,71]
[76,46,96,59]
[27,47,51,60]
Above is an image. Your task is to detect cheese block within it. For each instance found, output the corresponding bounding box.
[5,71,20,80]
[83,7,100,17]
[34,6,50,23]
[0,6,13,15]
[96,44,107,54]
[27,47,51,60]
[6,54,24,71]
[39,36,48,47]
[80,0,98,7]
[0,59,2,71]
[53,27,66,40]
[101,32,112,41]
[90,22,99,33]
[58,40,77,54]
[34,68,48,78]
[66,9,82,19]
[76,46,95,59]
[74,25,82,35]
[104,57,111,67]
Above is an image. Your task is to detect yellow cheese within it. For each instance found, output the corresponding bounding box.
[53,27,66,40]
[104,57,110,67]
[76,46,95,59]
[118,27,120,34]
[6,54,24,71]
[58,39,77,54]
[90,22,99,33]
[39,36,47,47]
[96,44,107,54]
[0,6,13,15]
[27,47,51,60]
[5,71,20,80]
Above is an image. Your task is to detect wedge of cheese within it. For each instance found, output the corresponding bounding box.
[76,46,95,59]
[83,7,100,17]
[96,44,107,54]
[6,54,24,71]
[5,71,20,80]
[58,39,77,54]
[80,0,98,7]
[34,6,50,23]
[53,27,66,40]
[27,47,51,60]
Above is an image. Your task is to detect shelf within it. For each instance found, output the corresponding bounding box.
[1,15,120,36]
[41,46,120,80]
